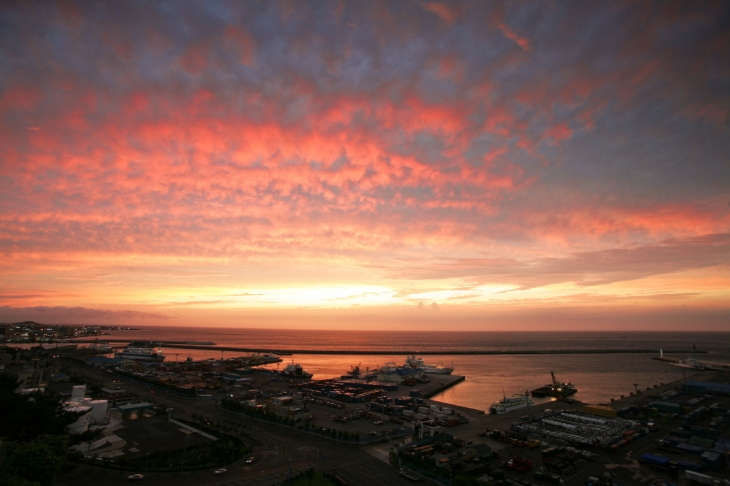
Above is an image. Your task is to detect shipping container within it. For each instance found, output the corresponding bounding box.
[584,405,618,418]
[677,443,705,455]
[685,470,716,485]
[652,401,682,414]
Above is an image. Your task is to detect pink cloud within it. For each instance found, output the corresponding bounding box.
[496,22,531,51]
[422,2,460,25]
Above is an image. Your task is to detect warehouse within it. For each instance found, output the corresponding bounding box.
[683,381,730,396]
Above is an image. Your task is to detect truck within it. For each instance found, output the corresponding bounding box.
[389,415,404,424]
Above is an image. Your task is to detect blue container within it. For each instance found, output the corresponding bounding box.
[640,454,670,468]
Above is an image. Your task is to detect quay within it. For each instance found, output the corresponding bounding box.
[420,375,466,399]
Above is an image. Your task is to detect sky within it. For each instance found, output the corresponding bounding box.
[0,1,729,331]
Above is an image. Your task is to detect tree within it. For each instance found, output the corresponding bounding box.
[3,434,69,486]
[0,375,82,442]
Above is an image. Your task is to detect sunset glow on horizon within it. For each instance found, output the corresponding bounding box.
[1,1,729,330]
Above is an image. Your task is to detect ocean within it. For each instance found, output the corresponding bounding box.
[95,328,730,411]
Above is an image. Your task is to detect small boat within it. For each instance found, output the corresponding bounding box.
[489,391,534,414]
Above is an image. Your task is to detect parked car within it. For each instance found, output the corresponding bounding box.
[127,474,144,481]
[214,468,227,474]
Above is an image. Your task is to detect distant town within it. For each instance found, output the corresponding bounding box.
[0,321,139,343]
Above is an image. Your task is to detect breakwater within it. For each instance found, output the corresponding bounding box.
[69,340,706,355]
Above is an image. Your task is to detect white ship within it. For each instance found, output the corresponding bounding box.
[489,391,534,415]
[404,355,454,375]
[115,345,165,362]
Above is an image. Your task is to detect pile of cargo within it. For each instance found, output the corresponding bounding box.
[367,399,467,426]
[513,411,642,448]
[298,378,398,403]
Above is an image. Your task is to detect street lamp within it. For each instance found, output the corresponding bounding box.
[145,452,149,475]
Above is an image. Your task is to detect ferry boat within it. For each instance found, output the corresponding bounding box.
[115,345,165,362]
[489,391,534,414]
[404,355,454,375]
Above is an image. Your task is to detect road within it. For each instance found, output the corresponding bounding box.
[56,359,413,486]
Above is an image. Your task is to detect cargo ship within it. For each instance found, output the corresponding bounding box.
[279,362,313,379]
[531,371,577,398]
[250,361,313,378]
[489,391,534,414]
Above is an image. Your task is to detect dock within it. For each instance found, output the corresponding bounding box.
[419,375,466,399]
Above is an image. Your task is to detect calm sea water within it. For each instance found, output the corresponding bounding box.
[96,328,730,412]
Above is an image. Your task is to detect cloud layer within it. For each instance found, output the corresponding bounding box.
[0,1,728,328]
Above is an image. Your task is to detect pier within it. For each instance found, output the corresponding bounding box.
[420,374,466,399]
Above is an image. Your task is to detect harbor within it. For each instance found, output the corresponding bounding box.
[7,335,730,486]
